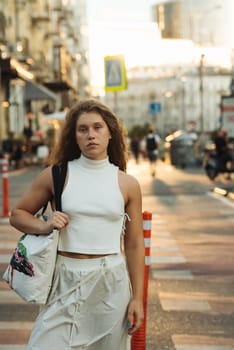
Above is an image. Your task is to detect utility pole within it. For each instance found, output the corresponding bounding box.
[0,49,2,143]
[180,76,187,130]
[199,54,205,133]
[14,0,20,42]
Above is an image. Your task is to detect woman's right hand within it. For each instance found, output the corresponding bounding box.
[45,211,69,232]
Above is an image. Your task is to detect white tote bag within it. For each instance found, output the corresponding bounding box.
[2,228,59,304]
[2,163,67,304]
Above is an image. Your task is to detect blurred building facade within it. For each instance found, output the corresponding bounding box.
[152,0,234,48]
[1,0,233,145]
[105,62,231,137]
[0,0,90,144]
[105,0,234,136]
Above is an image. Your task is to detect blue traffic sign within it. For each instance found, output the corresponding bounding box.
[149,102,161,114]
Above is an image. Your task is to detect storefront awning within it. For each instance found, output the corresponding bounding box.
[43,81,73,92]
[1,57,57,101]
[45,111,67,120]
[24,81,58,102]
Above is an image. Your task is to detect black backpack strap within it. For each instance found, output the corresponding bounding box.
[52,163,67,211]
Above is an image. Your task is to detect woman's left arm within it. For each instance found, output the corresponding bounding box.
[121,173,145,334]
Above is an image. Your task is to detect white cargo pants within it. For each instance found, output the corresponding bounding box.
[27,254,131,350]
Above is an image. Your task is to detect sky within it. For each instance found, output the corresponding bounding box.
[86,0,233,88]
[87,0,155,24]
[87,0,158,86]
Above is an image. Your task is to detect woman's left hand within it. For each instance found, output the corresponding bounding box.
[126,298,144,335]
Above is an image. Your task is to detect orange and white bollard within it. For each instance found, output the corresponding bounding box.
[1,154,10,218]
[131,211,152,350]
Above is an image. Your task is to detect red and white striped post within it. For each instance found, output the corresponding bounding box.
[1,154,10,217]
[131,211,152,350]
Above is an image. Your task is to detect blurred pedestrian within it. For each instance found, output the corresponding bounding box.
[23,114,33,153]
[10,141,23,169]
[2,132,14,156]
[145,127,161,177]
[130,135,140,163]
[214,128,233,178]
[36,141,50,167]
[10,98,145,350]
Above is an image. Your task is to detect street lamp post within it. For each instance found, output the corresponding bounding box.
[199,54,205,133]
[180,76,187,130]
[0,49,2,143]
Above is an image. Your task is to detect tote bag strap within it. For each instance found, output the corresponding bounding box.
[52,163,67,211]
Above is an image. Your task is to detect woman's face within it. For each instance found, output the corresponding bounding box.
[76,112,112,160]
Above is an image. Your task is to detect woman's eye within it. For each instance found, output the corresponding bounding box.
[78,127,87,132]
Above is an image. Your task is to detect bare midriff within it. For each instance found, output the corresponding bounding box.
[57,250,114,259]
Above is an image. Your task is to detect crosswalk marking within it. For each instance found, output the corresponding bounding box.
[160,298,211,312]
[0,242,18,249]
[0,254,13,264]
[150,212,234,347]
[175,346,234,350]
[151,245,179,251]
[151,255,186,264]
[0,346,27,350]
[0,162,233,350]
[152,269,193,280]
[0,322,33,330]
[0,290,26,304]
[173,334,234,350]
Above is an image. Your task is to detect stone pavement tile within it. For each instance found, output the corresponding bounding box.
[208,299,234,314]
[0,280,10,290]
[173,334,234,349]
[151,217,166,224]
[0,329,31,345]
[0,223,21,240]
[0,321,32,349]
[0,222,22,276]
[151,247,181,257]
[151,237,178,246]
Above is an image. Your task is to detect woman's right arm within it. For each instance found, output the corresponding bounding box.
[10,166,69,235]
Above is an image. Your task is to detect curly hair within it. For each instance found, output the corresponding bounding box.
[48,99,127,171]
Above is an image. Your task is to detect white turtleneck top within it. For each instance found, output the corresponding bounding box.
[58,155,125,254]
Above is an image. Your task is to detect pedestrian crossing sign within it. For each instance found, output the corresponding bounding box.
[104,55,127,92]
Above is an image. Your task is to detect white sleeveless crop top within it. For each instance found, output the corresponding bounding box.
[58,155,126,254]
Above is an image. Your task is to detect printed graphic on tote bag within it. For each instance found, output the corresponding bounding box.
[10,236,34,277]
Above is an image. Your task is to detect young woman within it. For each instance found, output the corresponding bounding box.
[10,99,145,350]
